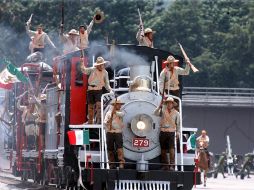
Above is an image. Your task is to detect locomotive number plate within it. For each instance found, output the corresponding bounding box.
[132,138,149,147]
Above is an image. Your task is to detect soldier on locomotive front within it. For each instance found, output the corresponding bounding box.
[159,55,190,98]
[154,96,180,171]
[104,99,125,169]
[80,56,113,124]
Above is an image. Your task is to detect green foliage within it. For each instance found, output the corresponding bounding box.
[0,0,254,87]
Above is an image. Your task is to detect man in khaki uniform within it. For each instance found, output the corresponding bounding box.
[60,29,80,54]
[26,23,56,53]
[104,99,125,169]
[159,55,190,98]
[80,56,113,124]
[33,94,47,148]
[78,18,94,50]
[136,27,155,48]
[154,96,180,171]
[17,91,38,150]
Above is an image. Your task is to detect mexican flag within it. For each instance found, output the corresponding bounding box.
[67,129,90,145]
[187,133,196,150]
[0,63,28,89]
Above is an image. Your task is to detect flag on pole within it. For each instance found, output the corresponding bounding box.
[0,61,28,89]
[187,133,196,150]
[67,129,90,145]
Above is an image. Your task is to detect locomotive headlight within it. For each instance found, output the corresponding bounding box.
[131,114,153,137]
[137,121,146,130]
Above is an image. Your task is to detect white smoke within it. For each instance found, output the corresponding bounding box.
[88,41,150,70]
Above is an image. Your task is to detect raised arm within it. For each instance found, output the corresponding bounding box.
[86,19,94,35]
[175,63,190,76]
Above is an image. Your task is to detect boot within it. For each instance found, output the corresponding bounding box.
[161,149,169,170]
[88,104,94,124]
[169,148,175,171]
[95,102,101,124]
[117,148,125,169]
[108,151,115,169]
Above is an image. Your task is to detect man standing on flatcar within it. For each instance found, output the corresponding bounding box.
[80,56,113,124]
[159,55,190,98]
[17,91,38,150]
[154,96,180,171]
[104,99,125,169]
[33,94,47,149]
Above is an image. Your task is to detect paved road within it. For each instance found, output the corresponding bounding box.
[193,174,254,190]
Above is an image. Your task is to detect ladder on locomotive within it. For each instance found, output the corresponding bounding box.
[17,64,43,173]
[69,93,115,169]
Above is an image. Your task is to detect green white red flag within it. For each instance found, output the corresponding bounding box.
[0,61,28,89]
[67,129,90,145]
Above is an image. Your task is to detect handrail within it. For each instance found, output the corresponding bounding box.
[183,87,254,96]
[182,87,254,107]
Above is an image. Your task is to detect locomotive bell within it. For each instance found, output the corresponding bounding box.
[130,76,151,92]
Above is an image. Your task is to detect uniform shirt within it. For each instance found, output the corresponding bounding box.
[17,99,37,125]
[26,25,56,49]
[34,99,47,123]
[77,20,94,49]
[154,106,180,133]
[196,135,209,149]
[104,107,125,133]
[81,67,111,91]
[136,29,154,48]
[159,64,190,93]
[60,33,80,54]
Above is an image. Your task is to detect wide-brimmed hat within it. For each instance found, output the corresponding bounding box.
[144,28,156,34]
[164,55,179,64]
[164,96,178,107]
[39,93,47,101]
[68,29,79,35]
[110,99,124,105]
[94,56,109,66]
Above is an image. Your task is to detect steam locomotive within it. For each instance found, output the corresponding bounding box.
[3,44,200,190]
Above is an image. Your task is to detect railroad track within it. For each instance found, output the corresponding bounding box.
[0,169,59,190]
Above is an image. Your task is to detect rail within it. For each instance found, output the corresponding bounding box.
[182,87,254,107]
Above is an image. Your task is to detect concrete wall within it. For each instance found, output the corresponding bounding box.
[183,106,254,155]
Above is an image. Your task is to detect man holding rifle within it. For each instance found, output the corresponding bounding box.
[159,55,190,98]
[104,99,125,169]
[26,14,56,53]
[136,9,155,48]
[154,96,180,171]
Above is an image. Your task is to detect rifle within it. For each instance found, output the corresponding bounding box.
[178,43,199,73]
[109,97,117,131]
[137,8,144,37]
[26,13,33,26]
[60,0,64,35]
[160,72,167,116]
